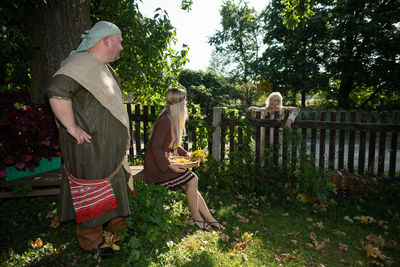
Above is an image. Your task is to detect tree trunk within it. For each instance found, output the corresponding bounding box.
[27,0,91,104]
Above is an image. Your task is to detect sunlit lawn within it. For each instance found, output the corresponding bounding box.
[1,179,399,266]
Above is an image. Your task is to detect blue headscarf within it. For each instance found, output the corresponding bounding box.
[71,21,121,54]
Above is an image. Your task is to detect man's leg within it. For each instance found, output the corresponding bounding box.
[76,224,103,251]
[105,216,127,234]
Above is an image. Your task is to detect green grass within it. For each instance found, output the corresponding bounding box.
[1,180,399,266]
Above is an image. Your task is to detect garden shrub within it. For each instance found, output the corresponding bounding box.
[0,91,60,178]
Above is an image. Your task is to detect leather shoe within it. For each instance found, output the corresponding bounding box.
[89,242,114,258]
[127,227,135,235]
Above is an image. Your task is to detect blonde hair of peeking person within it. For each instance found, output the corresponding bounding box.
[266,92,283,109]
[165,87,188,148]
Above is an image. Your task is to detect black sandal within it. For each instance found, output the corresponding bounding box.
[190,218,210,230]
[206,221,225,230]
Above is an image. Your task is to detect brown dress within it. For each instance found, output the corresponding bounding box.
[144,114,196,188]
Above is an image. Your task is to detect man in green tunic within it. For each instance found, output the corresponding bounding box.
[46,21,133,258]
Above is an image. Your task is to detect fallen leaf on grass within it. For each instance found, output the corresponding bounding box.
[338,242,348,251]
[29,238,43,249]
[384,240,397,248]
[241,232,249,240]
[235,213,249,223]
[282,212,289,217]
[290,240,297,245]
[333,229,346,236]
[314,221,324,229]
[309,232,317,241]
[103,231,121,251]
[344,216,354,223]
[306,243,314,249]
[306,217,313,222]
[233,226,241,235]
[242,253,248,261]
[354,215,376,224]
[220,234,230,242]
[315,241,326,251]
[354,260,363,266]
[282,232,300,237]
[188,243,195,249]
[366,233,385,247]
[229,252,236,257]
[49,215,60,229]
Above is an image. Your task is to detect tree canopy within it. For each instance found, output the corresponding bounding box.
[208,0,400,109]
[1,0,190,104]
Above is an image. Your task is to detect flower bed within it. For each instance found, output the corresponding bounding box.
[0,91,61,179]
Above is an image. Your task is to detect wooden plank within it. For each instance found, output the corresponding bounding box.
[389,111,399,177]
[328,112,337,170]
[348,111,356,173]
[310,111,317,163]
[378,112,388,175]
[0,169,62,188]
[290,127,298,172]
[191,107,197,149]
[281,129,288,172]
[338,112,346,170]
[255,111,261,165]
[135,104,141,155]
[229,111,235,152]
[300,111,308,171]
[211,108,222,161]
[358,112,367,174]
[368,112,377,172]
[319,112,326,170]
[220,109,226,160]
[0,189,60,198]
[143,105,149,147]
[126,103,134,158]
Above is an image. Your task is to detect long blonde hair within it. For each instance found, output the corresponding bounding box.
[158,87,188,147]
[265,92,283,109]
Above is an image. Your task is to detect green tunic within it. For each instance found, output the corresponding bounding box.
[47,74,130,228]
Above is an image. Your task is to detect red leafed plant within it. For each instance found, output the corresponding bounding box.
[0,91,61,179]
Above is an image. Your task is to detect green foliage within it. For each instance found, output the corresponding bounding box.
[90,0,189,105]
[281,0,315,30]
[0,1,39,92]
[178,69,239,110]
[125,181,188,264]
[261,0,400,109]
[209,0,264,85]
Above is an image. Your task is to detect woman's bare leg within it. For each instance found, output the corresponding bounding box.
[182,176,223,229]
[182,177,209,229]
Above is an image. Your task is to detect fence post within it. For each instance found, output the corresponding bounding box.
[212,107,222,161]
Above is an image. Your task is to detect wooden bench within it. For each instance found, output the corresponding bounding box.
[0,165,145,198]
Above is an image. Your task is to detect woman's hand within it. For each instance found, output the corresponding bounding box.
[169,163,185,173]
[284,119,292,129]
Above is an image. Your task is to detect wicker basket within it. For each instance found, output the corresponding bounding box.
[169,156,199,169]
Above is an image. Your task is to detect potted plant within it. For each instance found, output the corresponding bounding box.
[0,91,61,181]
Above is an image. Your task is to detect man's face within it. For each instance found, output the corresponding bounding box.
[107,34,123,62]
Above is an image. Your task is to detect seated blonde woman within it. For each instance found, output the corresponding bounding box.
[248,92,300,164]
[144,87,223,230]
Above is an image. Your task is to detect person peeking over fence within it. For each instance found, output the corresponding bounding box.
[248,92,300,129]
[248,92,300,165]
[144,87,224,231]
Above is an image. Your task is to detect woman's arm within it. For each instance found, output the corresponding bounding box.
[282,106,301,128]
[248,106,266,116]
